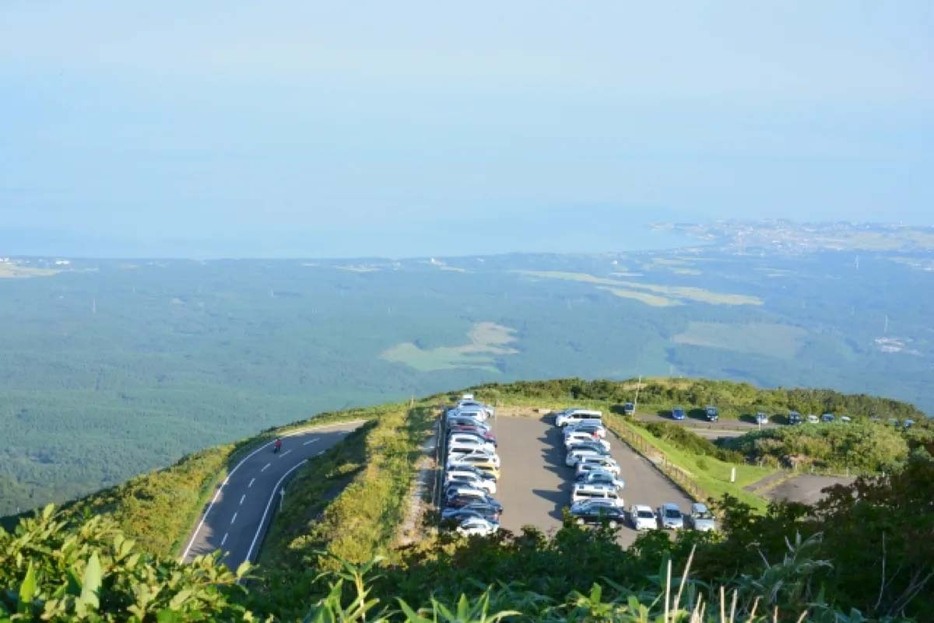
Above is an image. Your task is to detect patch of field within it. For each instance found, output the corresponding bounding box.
[598,286,678,307]
[381,321,518,372]
[515,270,762,306]
[0,263,61,279]
[672,321,808,359]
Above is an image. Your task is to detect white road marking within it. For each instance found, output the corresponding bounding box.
[261,463,271,472]
[281,449,292,457]
[239,494,246,506]
[231,512,238,525]
[181,419,365,563]
[221,532,228,546]
[303,437,320,446]
[248,478,255,488]
[244,459,309,564]
[315,450,325,456]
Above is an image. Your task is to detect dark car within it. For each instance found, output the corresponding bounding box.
[622,402,635,416]
[569,500,626,528]
[705,406,719,422]
[447,425,496,442]
[444,493,503,513]
[671,406,686,421]
[788,411,802,425]
[440,506,501,524]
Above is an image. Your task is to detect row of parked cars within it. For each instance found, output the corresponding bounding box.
[555,407,718,532]
[439,395,504,537]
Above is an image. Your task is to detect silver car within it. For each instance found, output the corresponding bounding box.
[656,503,684,530]
[684,502,716,532]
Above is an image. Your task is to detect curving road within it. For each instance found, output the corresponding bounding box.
[181,421,363,569]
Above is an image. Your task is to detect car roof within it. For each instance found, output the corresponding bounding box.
[631,504,653,513]
[690,502,709,513]
[660,502,681,510]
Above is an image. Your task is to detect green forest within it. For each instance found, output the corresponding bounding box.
[1,249,931,515]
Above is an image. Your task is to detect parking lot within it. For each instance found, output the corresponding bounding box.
[487,413,694,547]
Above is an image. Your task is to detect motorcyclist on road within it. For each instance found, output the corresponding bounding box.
[274,438,282,453]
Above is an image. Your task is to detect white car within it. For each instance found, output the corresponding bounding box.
[448,439,496,456]
[444,472,496,494]
[571,483,624,508]
[575,456,621,476]
[576,469,625,490]
[563,422,607,439]
[564,434,611,451]
[456,516,499,537]
[566,447,611,467]
[447,406,490,422]
[446,450,501,469]
[629,505,656,531]
[555,408,603,428]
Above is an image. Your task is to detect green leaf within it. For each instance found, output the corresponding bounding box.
[77,552,102,615]
[19,562,37,610]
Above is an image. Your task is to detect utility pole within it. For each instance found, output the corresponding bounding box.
[633,375,642,415]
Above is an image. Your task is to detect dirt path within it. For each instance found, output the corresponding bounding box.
[766,475,855,505]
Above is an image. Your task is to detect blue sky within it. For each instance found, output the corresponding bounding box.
[1,1,932,258]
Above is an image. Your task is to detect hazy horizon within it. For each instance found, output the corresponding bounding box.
[3,2,932,258]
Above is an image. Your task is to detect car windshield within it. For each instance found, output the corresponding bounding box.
[664,508,681,518]
[637,510,654,519]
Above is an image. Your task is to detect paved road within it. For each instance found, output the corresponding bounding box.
[181,421,363,569]
[488,414,693,547]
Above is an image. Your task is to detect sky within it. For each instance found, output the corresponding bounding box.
[1,1,932,258]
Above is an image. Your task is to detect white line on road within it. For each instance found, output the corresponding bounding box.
[244,459,309,564]
[231,512,238,525]
[281,449,292,457]
[181,421,363,563]
[315,450,325,456]
[239,494,246,505]
[261,463,271,472]
[302,437,320,446]
[248,478,255,488]
[221,532,228,546]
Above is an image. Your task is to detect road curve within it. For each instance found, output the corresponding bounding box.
[181,421,364,569]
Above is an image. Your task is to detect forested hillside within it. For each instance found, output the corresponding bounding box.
[1,249,931,516]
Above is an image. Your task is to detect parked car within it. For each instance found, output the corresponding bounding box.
[671,406,686,421]
[569,499,626,528]
[806,414,820,424]
[564,430,609,448]
[440,507,500,524]
[446,416,491,431]
[821,412,835,423]
[575,456,621,476]
[443,482,489,501]
[565,438,612,454]
[445,465,497,483]
[555,408,603,428]
[444,491,503,512]
[684,502,716,532]
[755,412,768,425]
[788,411,802,425]
[656,503,684,530]
[705,406,719,422]
[447,425,496,442]
[456,516,499,537]
[575,469,625,490]
[622,402,636,416]
[448,433,497,450]
[447,406,490,422]
[571,483,624,507]
[444,472,496,495]
[628,504,656,531]
[840,415,852,424]
[446,448,501,468]
[561,420,606,439]
[566,446,611,467]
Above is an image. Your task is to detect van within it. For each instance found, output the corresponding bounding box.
[555,408,603,428]
[571,483,624,507]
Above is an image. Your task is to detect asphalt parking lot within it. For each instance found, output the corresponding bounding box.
[488,413,693,547]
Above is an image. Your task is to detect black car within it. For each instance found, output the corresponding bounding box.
[705,406,719,422]
[788,411,802,425]
[568,500,626,528]
[445,493,503,512]
[440,506,501,524]
[622,402,635,416]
